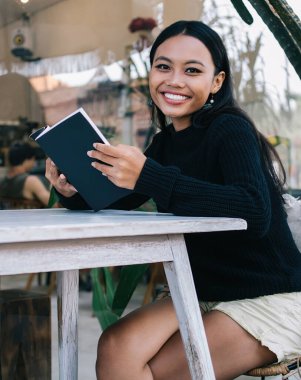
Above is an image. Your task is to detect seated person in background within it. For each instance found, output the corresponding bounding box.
[0,141,50,207]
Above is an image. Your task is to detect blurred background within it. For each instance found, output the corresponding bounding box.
[0,0,300,191]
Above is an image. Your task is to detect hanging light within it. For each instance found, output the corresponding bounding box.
[20,0,30,3]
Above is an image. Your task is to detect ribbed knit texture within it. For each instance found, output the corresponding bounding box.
[58,113,301,301]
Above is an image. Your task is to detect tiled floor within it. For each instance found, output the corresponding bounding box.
[0,274,281,380]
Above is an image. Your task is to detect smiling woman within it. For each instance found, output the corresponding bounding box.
[48,20,301,380]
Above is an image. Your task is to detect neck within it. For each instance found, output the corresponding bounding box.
[7,165,27,178]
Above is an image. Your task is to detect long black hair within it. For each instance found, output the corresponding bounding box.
[149,20,286,196]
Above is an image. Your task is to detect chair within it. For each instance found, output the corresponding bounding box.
[142,263,166,304]
[245,356,301,379]
[0,289,51,379]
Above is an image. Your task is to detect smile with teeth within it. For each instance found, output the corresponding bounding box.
[163,92,190,101]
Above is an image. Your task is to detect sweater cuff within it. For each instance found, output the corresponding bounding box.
[134,158,180,210]
[55,190,91,210]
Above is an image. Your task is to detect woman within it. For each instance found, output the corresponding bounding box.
[46,21,301,380]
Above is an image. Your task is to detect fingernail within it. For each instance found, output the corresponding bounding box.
[87,150,92,156]
[93,143,97,148]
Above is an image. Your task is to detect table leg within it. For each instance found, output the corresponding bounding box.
[57,270,79,380]
[164,234,216,380]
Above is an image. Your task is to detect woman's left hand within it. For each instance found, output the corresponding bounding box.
[87,143,147,190]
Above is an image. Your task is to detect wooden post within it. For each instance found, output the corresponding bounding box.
[164,234,216,380]
[57,270,79,380]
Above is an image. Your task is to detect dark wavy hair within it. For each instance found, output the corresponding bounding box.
[149,20,286,196]
[8,141,36,166]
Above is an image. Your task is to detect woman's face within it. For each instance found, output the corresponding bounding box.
[149,34,225,131]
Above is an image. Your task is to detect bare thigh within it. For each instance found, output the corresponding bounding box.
[97,298,276,380]
[149,308,277,380]
[96,298,180,380]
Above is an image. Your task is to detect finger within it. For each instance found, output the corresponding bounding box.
[58,174,67,185]
[47,160,59,176]
[61,181,77,193]
[46,159,59,183]
[87,150,115,167]
[56,176,77,194]
[93,143,122,158]
[91,161,114,176]
[45,158,51,174]
[68,185,77,192]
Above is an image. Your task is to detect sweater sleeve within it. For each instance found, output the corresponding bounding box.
[134,116,272,237]
[56,191,91,210]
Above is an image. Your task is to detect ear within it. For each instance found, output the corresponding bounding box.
[211,71,225,94]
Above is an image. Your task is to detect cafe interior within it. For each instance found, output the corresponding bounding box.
[0,0,300,188]
[0,0,300,379]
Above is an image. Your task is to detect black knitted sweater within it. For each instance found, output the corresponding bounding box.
[58,114,301,301]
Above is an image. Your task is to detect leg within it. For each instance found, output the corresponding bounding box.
[24,273,35,290]
[96,299,277,380]
[143,263,165,305]
[47,272,56,295]
[164,234,215,379]
[96,298,178,380]
[149,310,277,380]
[57,270,79,380]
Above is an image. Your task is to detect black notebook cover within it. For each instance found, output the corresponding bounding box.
[30,108,132,211]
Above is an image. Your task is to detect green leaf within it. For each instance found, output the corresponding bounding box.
[112,264,149,316]
[93,309,119,331]
[91,268,118,330]
[103,267,117,308]
[91,268,109,312]
[48,186,59,208]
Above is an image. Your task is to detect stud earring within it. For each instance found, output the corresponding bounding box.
[202,93,214,110]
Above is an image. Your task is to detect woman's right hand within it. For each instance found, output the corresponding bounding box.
[45,158,77,198]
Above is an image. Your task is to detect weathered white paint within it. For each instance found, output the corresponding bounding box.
[0,208,247,243]
[0,208,247,380]
[0,235,174,275]
[57,270,79,380]
[164,234,216,380]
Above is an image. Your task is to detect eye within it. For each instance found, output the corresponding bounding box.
[185,67,201,74]
[154,63,170,71]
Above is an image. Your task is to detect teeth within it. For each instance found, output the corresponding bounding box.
[164,93,188,101]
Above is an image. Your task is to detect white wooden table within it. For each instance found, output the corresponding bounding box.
[0,208,247,380]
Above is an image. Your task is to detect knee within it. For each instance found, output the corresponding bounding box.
[96,327,119,370]
[96,323,133,379]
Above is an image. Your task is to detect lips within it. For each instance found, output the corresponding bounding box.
[162,92,190,102]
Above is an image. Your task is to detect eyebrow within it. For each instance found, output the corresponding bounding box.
[154,56,206,67]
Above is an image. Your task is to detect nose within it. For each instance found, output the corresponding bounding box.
[165,71,185,88]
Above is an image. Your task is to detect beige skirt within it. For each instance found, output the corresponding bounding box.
[156,287,301,362]
[203,292,301,362]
